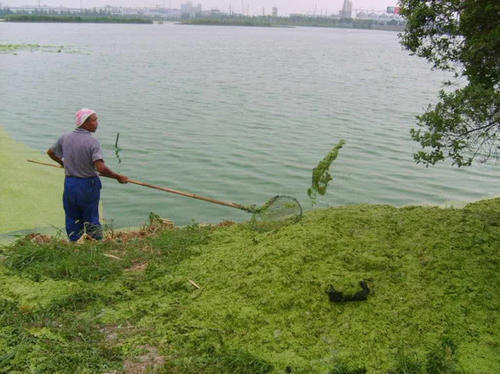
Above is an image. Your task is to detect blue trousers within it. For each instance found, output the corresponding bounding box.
[63,176,102,241]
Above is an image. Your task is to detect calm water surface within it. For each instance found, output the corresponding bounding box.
[1,22,497,228]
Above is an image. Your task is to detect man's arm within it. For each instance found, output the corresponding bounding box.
[47,149,64,167]
[94,160,128,184]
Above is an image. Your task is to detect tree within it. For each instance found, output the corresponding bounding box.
[399,0,499,166]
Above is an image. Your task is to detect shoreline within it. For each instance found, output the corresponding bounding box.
[2,195,498,245]
[1,127,497,244]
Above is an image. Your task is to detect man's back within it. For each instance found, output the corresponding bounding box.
[50,128,103,178]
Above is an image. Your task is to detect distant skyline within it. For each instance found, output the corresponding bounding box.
[0,1,399,16]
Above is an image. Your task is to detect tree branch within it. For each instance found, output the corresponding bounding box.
[462,120,498,136]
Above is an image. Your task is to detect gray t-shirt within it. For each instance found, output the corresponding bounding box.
[50,128,104,178]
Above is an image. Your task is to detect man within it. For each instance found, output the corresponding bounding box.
[47,108,128,241]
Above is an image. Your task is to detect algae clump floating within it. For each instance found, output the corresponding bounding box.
[307,139,345,203]
[113,132,122,164]
[0,44,75,54]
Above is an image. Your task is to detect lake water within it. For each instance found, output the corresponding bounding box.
[1,22,498,229]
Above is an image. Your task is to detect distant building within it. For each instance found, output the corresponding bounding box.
[201,8,223,17]
[142,7,182,18]
[272,7,278,17]
[340,0,352,19]
[387,6,400,14]
[180,1,201,18]
[355,8,404,24]
[6,5,81,14]
[290,13,340,20]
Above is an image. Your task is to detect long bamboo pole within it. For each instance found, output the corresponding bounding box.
[27,159,249,212]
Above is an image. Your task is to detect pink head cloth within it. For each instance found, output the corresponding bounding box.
[75,108,96,128]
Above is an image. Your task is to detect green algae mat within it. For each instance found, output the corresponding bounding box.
[1,198,499,373]
[0,127,64,240]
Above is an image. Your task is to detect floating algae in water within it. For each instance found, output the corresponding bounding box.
[0,44,41,53]
[307,139,345,204]
[0,44,75,54]
[114,132,122,164]
[114,133,120,148]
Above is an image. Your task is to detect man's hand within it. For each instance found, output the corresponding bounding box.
[116,175,128,184]
[94,160,128,184]
[47,149,64,167]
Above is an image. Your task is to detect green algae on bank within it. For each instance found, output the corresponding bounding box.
[0,127,64,237]
[0,199,499,373]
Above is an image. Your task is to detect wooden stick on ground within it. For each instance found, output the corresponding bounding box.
[103,253,122,260]
[188,279,201,289]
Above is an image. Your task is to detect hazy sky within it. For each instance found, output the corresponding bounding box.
[2,1,398,15]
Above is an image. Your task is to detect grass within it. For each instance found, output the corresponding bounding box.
[0,198,499,373]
